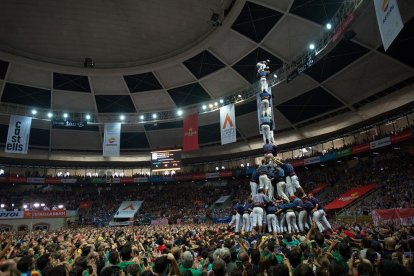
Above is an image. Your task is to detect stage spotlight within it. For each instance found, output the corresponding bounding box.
[177,110,183,116]
[31,109,37,115]
[219,99,224,104]
[120,115,125,120]
[152,113,157,119]
[309,43,315,50]
[63,113,68,119]
[202,105,207,110]
[326,23,332,30]
[47,112,53,118]
[85,114,91,120]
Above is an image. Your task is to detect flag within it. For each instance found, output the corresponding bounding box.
[374,0,404,51]
[103,123,121,157]
[5,115,32,154]
[220,104,236,145]
[183,113,199,151]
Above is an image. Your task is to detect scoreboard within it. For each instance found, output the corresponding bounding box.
[150,149,182,171]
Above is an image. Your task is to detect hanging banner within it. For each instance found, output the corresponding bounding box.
[374,0,404,51]
[5,115,32,154]
[352,143,370,154]
[113,201,143,218]
[390,129,413,144]
[336,148,352,158]
[325,184,376,210]
[372,208,414,226]
[220,104,237,145]
[304,156,320,165]
[103,123,121,157]
[183,113,199,151]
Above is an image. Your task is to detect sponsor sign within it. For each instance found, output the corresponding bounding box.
[134,177,148,183]
[332,12,355,42]
[27,177,45,184]
[290,159,305,167]
[287,53,315,83]
[352,143,370,154]
[0,211,24,219]
[336,148,352,158]
[390,129,413,144]
[24,210,67,219]
[206,172,220,179]
[5,115,32,154]
[308,183,328,195]
[304,156,320,165]
[220,104,237,145]
[325,184,376,210]
[79,201,92,209]
[372,208,414,226]
[374,0,404,50]
[370,137,391,149]
[52,120,87,129]
[219,171,232,178]
[103,123,121,157]
[320,152,336,162]
[113,201,143,218]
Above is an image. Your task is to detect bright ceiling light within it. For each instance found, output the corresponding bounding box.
[85,114,91,120]
[219,99,224,104]
[214,102,218,106]
[177,110,183,116]
[140,115,144,120]
[152,113,157,119]
[120,115,125,120]
[63,113,68,119]
[238,94,242,98]
[47,112,53,118]
[202,105,207,110]
[209,104,213,108]
[309,43,315,50]
[326,23,332,30]
[31,109,37,115]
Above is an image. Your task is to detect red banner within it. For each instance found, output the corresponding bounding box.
[8,177,27,183]
[44,178,63,184]
[219,171,232,178]
[309,183,328,195]
[24,210,67,219]
[291,159,305,167]
[325,184,376,210]
[352,143,370,154]
[390,129,413,144]
[192,173,206,180]
[79,201,92,209]
[183,113,199,151]
[372,208,414,226]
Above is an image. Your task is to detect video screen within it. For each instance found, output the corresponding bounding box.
[151,149,182,171]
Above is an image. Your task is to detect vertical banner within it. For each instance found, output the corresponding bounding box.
[374,0,404,51]
[5,115,32,154]
[183,113,199,151]
[103,123,121,157]
[220,104,236,145]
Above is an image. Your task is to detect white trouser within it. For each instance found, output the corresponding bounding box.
[249,213,254,232]
[250,181,258,196]
[286,211,299,233]
[298,210,309,232]
[261,99,271,117]
[276,181,289,201]
[261,124,273,144]
[313,210,331,232]
[267,181,274,199]
[252,207,264,227]
[291,175,301,192]
[242,213,250,232]
[235,213,242,232]
[260,76,267,91]
[262,210,267,225]
[259,175,270,190]
[229,215,236,226]
[267,214,279,233]
[279,213,287,233]
[285,176,294,197]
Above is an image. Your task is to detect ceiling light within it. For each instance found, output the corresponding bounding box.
[177,110,183,116]
[85,114,91,120]
[120,115,125,120]
[214,102,218,106]
[202,105,207,110]
[273,74,277,78]
[219,99,224,104]
[238,94,242,98]
[31,109,37,115]
[209,104,213,108]
[63,113,68,119]
[140,115,144,120]
[309,43,315,50]
[152,113,157,119]
[326,23,332,30]
[47,112,53,118]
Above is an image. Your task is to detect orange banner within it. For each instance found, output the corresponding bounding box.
[325,184,376,210]
[24,210,67,219]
